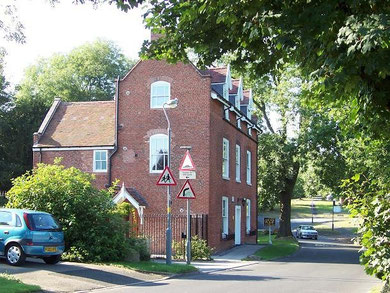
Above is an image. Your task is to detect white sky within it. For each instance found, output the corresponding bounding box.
[1,0,149,85]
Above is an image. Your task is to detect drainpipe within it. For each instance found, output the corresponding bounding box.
[106,76,120,188]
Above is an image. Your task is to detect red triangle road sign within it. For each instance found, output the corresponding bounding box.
[176,180,196,199]
[156,166,177,186]
[179,150,196,171]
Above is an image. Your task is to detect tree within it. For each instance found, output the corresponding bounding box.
[16,39,134,106]
[255,65,346,237]
[6,160,133,262]
[134,0,390,136]
[341,137,390,283]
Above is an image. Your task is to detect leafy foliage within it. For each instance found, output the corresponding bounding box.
[16,39,134,106]
[341,138,390,283]
[173,235,213,260]
[6,161,133,262]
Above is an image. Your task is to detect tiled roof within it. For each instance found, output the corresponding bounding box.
[206,67,227,83]
[126,188,148,207]
[36,101,115,147]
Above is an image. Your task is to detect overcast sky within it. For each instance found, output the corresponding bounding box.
[2,0,149,85]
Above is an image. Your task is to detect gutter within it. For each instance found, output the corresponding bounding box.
[106,76,120,188]
[211,91,262,133]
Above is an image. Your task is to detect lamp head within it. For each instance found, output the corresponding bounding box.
[164,98,178,109]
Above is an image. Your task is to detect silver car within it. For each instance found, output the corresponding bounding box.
[296,225,318,240]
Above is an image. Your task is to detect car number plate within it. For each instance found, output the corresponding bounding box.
[44,247,57,252]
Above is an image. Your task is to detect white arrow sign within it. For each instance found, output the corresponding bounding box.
[177,180,196,199]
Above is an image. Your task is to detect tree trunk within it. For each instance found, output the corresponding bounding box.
[278,162,300,237]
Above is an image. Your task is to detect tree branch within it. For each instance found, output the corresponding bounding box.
[254,99,275,134]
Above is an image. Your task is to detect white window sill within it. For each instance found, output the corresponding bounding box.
[93,170,107,173]
[247,182,252,186]
[150,170,163,174]
[236,180,241,183]
[222,176,230,181]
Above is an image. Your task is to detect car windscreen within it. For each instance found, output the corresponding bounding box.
[302,226,315,230]
[29,214,61,231]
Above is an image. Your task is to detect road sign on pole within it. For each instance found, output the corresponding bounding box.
[179,170,196,180]
[156,166,177,186]
[179,150,196,171]
[177,180,196,199]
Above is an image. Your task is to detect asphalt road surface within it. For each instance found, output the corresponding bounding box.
[100,235,381,293]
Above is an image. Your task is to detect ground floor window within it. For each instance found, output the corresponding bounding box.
[246,199,251,234]
[222,196,229,238]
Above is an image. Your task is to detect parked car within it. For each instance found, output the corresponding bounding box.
[0,208,64,266]
[296,225,318,240]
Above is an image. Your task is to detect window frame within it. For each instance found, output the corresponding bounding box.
[246,199,251,234]
[149,134,169,173]
[93,150,108,173]
[222,196,229,238]
[222,138,230,179]
[235,144,241,182]
[150,81,170,109]
[246,150,252,185]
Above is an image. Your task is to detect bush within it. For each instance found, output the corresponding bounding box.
[173,235,213,260]
[6,160,133,262]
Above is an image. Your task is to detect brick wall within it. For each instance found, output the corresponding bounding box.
[208,98,258,250]
[112,60,212,217]
[33,150,109,189]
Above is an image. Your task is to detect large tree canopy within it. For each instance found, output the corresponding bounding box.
[16,39,134,106]
[136,0,390,135]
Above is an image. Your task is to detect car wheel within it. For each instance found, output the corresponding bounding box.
[6,244,26,266]
[43,255,61,265]
[315,236,318,240]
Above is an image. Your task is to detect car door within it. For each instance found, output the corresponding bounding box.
[0,211,14,255]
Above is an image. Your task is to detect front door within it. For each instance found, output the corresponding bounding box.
[235,205,241,245]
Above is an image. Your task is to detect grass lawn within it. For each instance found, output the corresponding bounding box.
[110,261,198,274]
[254,236,299,261]
[0,274,40,293]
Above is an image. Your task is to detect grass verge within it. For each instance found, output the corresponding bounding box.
[110,261,198,274]
[0,274,40,293]
[254,236,299,261]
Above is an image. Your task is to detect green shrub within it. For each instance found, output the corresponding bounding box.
[173,235,213,260]
[128,237,150,261]
[6,160,132,262]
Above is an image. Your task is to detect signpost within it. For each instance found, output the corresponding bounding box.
[178,150,197,265]
[264,218,275,244]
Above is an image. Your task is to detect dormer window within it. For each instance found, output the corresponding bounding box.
[151,81,170,108]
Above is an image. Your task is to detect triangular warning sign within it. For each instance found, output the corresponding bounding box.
[177,180,196,199]
[156,166,177,186]
[179,150,196,171]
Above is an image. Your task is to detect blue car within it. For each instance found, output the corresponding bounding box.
[0,208,65,266]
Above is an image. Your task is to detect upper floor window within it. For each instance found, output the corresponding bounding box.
[248,127,252,136]
[94,150,107,172]
[235,144,241,182]
[246,150,252,185]
[224,106,230,121]
[237,117,241,129]
[151,81,170,108]
[222,138,230,179]
[150,134,168,173]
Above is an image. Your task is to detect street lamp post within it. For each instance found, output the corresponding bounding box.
[162,98,178,265]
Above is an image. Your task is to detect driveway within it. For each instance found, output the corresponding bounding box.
[0,257,165,292]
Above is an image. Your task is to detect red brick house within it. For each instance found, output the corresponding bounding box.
[33,59,260,253]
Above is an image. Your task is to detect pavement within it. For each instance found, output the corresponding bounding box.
[0,244,263,292]
[164,244,264,273]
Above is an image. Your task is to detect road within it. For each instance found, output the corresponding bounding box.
[0,225,381,292]
[99,235,381,293]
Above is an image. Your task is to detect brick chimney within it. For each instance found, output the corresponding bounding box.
[150,30,163,41]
